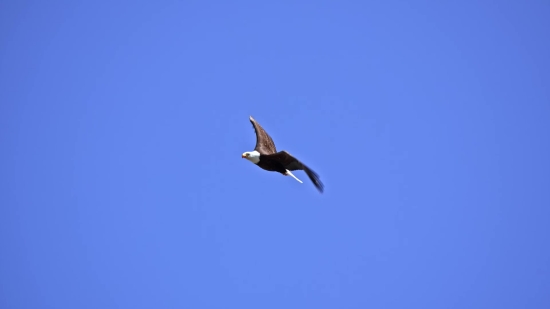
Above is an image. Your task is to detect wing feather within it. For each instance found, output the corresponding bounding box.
[249,116,277,154]
[266,151,324,193]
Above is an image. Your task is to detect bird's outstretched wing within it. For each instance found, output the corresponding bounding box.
[265,150,324,193]
[249,116,277,155]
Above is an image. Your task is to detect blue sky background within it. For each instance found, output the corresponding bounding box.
[1,1,549,308]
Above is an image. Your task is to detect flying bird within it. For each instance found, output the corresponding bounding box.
[242,116,324,193]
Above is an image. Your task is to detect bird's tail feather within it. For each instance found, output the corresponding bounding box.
[285,170,303,183]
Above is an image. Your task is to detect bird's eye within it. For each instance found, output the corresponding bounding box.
[246,153,249,156]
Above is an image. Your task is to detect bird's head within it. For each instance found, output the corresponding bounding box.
[242,150,260,163]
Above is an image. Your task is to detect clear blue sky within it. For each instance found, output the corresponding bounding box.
[1,1,549,308]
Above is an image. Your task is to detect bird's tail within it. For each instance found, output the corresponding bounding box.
[285,170,303,183]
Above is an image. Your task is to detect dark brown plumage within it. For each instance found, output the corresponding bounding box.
[249,116,277,155]
[244,116,324,193]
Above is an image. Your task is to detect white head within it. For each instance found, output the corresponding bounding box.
[241,150,261,164]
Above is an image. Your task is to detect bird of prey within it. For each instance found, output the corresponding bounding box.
[242,116,324,193]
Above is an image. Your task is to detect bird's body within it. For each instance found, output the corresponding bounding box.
[242,116,324,193]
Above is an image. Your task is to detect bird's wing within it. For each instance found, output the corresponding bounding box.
[249,116,277,155]
[265,150,324,193]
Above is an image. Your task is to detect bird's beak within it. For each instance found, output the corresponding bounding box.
[242,154,246,158]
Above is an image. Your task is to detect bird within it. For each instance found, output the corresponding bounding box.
[242,116,324,193]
